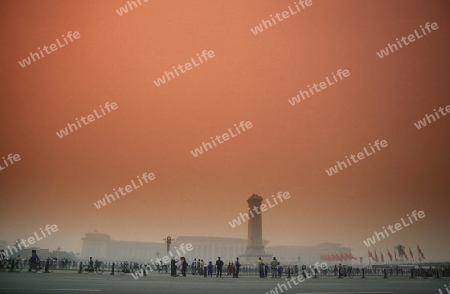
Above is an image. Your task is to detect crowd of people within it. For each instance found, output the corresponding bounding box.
[166,256,241,278]
[2,248,449,279]
[0,249,78,272]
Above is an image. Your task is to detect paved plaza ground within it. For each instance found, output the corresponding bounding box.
[0,270,447,294]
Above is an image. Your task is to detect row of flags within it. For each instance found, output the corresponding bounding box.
[368,245,426,263]
[320,252,357,262]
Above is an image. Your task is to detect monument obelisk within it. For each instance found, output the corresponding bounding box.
[239,194,272,265]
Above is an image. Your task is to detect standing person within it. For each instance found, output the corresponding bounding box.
[199,259,204,276]
[163,260,168,274]
[0,250,8,270]
[215,257,224,278]
[170,257,178,277]
[192,258,197,275]
[181,257,188,277]
[235,257,241,278]
[29,250,40,272]
[270,257,278,278]
[257,257,264,278]
[0,249,7,260]
[88,257,94,271]
[207,261,213,277]
[277,262,283,278]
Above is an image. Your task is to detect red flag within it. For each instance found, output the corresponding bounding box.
[374,250,379,262]
[387,248,393,262]
[409,247,415,261]
[380,251,384,263]
[345,253,351,260]
[394,249,398,261]
[351,253,357,260]
[417,245,425,260]
[368,250,374,261]
[404,250,408,261]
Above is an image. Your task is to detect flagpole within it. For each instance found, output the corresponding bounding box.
[417,244,422,266]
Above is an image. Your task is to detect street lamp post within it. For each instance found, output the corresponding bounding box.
[163,236,175,254]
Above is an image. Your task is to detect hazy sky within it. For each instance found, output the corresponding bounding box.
[1,0,449,262]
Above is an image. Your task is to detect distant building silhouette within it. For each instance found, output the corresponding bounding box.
[81,232,352,264]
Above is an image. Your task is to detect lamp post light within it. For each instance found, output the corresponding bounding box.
[163,236,175,254]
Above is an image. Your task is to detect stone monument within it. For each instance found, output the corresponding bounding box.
[239,194,272,265]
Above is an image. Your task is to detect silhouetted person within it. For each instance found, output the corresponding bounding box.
[207,261,213,277]
[170,257,178,277]
[181,257,188,277]
[235,257,241,278]
[216,257,224,277]
[258,257,264,278]
[270,257,278,278]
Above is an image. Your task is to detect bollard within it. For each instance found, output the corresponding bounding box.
[110,262,115,275]
[204,266,207,277]
[78,261,83,274]
[287,266,291,279]
[361,268,366,279]
[409,268,416,279]
[383,268,388,279]
[143,265,147,276]
[44,258,50,273]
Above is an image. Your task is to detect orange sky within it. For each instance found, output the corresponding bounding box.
[0,0,449,261]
